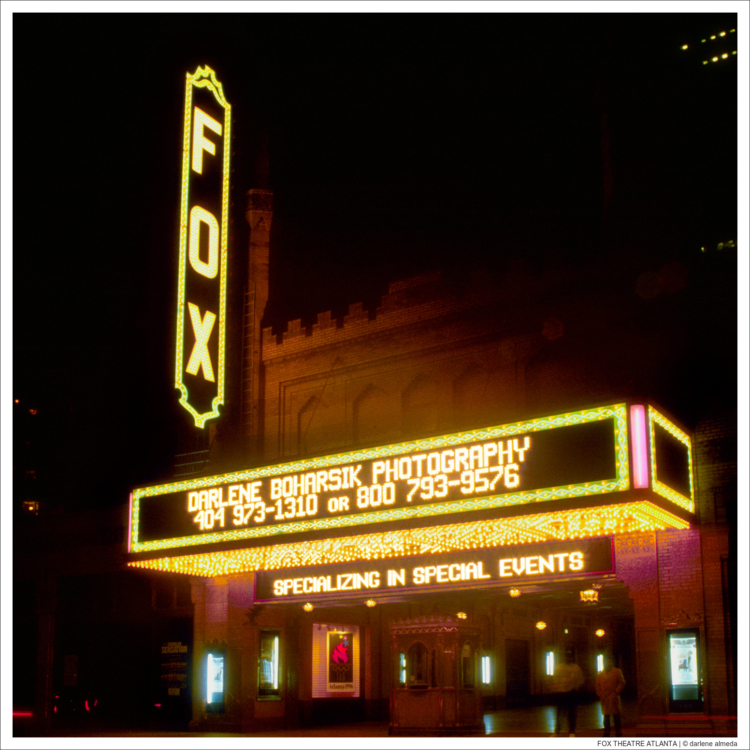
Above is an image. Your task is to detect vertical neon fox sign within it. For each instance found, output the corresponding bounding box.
[175,66,231,428]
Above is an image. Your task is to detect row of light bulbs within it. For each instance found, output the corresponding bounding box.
[129,499,689,578]
[301,585,601,614]
[702,52,737,64]
[304,600,378,612]
[302,599,470,621]
[681,29,736,49]
[535,621,606,637]
[303,610,607,638]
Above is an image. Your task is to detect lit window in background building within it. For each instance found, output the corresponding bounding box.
[597,654,605,672]
[683,29,736,66]
[702,240,736,253]
[546,651,555,676]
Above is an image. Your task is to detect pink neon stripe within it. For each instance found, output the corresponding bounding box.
[127,492,133,552]
[630,405,649,488]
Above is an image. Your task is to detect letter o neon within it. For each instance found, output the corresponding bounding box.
[189,206,219,279]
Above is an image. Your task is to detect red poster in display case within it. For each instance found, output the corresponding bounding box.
[327,632,354,692]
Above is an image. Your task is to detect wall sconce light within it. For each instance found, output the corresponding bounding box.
[595,629,606,638]
[365,599,376,608]
[536,621,547,630]
[303,602,314,612]
[580,589,599,604]
[509,589,521,598]
[457,611,467,619]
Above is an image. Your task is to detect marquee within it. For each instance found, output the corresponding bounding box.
[128,402,693,558]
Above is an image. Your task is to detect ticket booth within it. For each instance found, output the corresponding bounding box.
[389,614,484,735]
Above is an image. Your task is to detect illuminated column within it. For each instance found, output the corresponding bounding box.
[189,578,206,730]
[284,615,302,729]
[657,528,708,727]
[244,187,273,456]
[190,577,230,728]
[614,533,663,729]
[205,577,230,648]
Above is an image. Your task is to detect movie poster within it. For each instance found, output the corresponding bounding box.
[670,635,698,687]
[327,631,354,692]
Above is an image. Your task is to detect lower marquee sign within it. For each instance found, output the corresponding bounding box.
[254,538,614,600]
[130,404,629,553]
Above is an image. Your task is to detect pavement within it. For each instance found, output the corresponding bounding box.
[11,697,739,741]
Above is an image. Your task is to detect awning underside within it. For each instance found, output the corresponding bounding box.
[128,500,689,578]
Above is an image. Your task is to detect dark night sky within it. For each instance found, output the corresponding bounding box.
[6,7,746,510]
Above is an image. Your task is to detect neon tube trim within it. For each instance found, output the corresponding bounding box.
[128,493,133,553]
[175,65,231,428]
[129,404,629,553]
[273,636,279,689]
[206,653,214,703]
[630,405,649,489]
[648,406,694,513]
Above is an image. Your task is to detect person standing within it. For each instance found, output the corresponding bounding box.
[596,656,626,737]
[551,649,585,737]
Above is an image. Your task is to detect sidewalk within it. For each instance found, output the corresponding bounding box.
[12,697,738,740]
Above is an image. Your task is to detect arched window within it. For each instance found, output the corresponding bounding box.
[402,374,439,437]
[353,384,397,446]
[295,391,346,456]
[453,365,488,429]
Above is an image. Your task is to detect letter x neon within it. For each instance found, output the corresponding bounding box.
[186,302,216,382]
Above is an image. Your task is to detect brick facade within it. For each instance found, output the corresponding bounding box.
[182,189,737,735]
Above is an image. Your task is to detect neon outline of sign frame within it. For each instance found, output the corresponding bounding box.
[648,406,695,513]
[175,65,231,428]
[129,403,630,553]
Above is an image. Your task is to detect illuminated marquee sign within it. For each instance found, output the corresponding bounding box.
[255,538,614,600]
[648,406,694,512]
[130,404,630,553]
[175,66,231,428]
